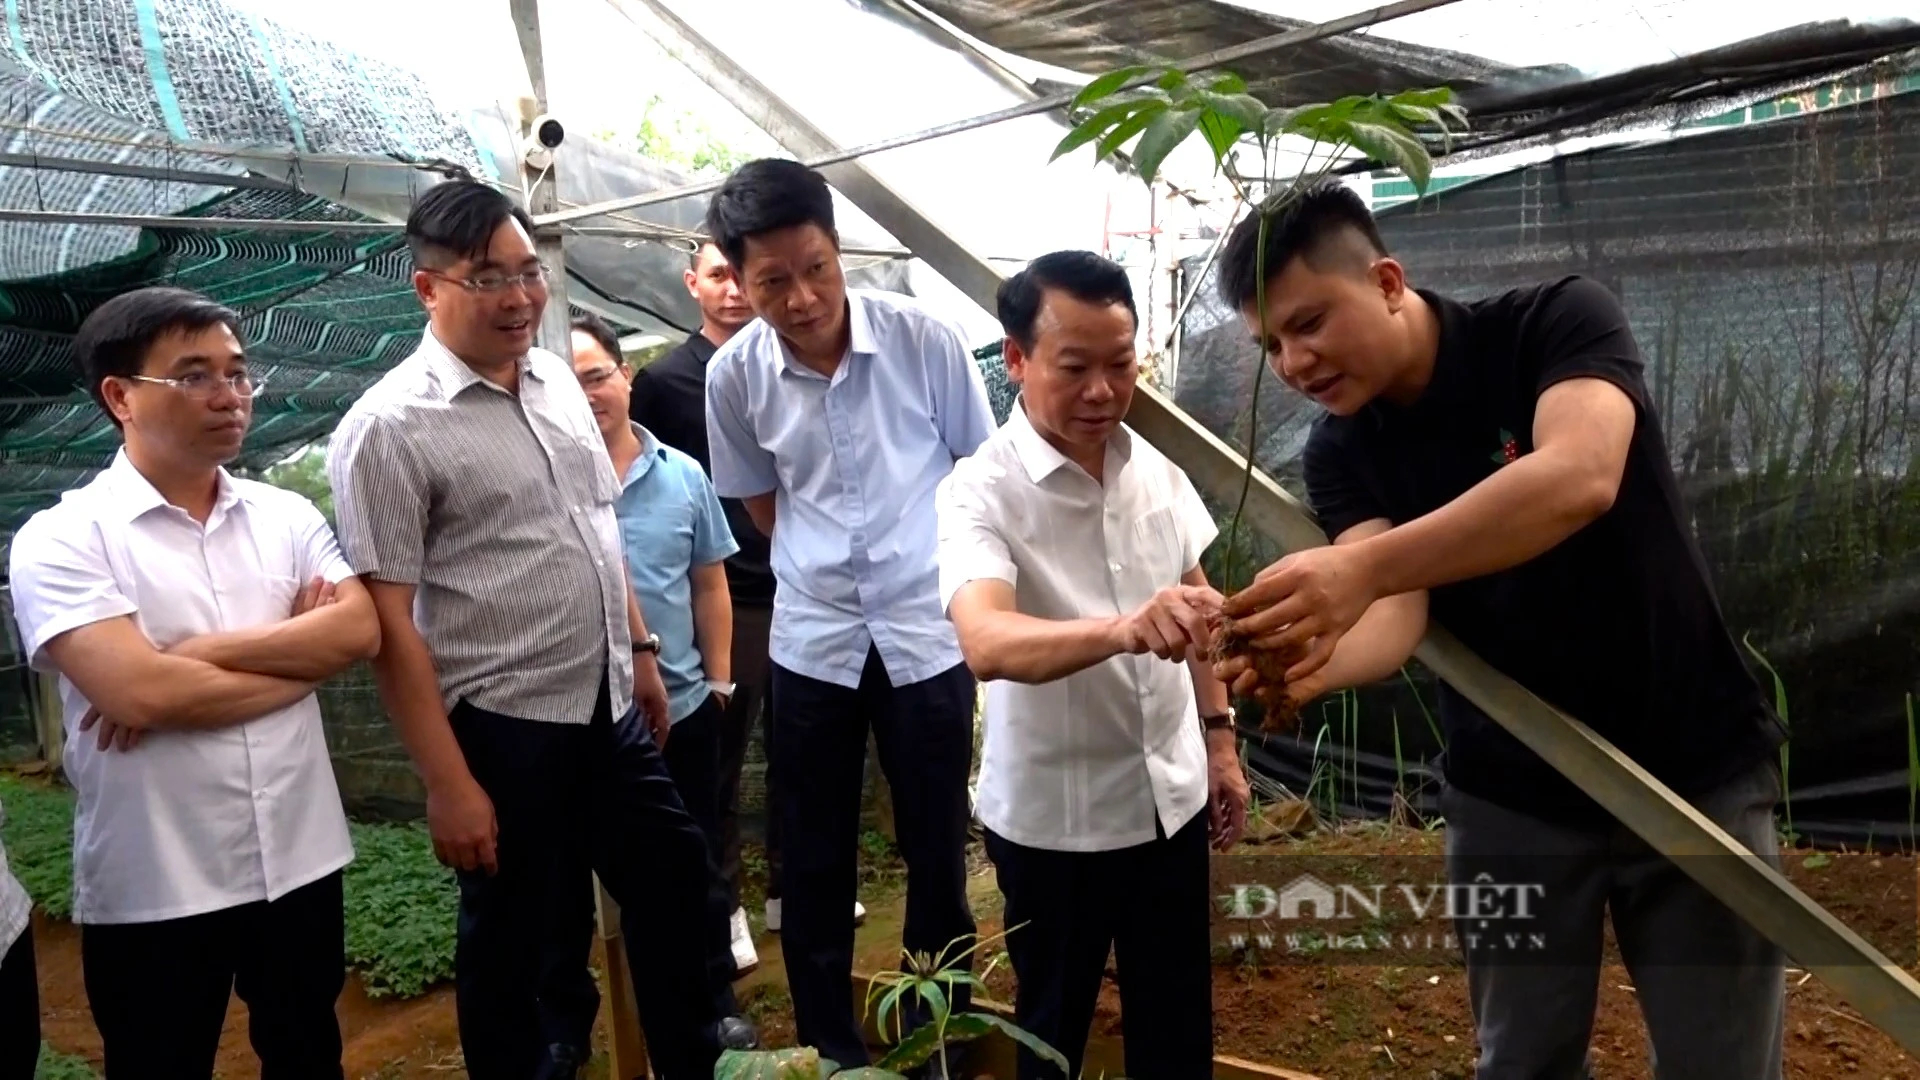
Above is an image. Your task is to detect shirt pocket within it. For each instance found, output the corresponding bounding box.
[1131,504,1189,584]
[620,502,695,573]
[228,572,303,630]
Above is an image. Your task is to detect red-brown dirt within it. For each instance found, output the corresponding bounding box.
[969,823,1920,1079]
[34,910,474,1077]
[35,824,1919,1079]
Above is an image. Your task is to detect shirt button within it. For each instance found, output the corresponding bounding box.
[1110,562,1123,573]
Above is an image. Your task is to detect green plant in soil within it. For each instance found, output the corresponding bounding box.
[0,774,458,998]
[0,774,76,919]
[716,928,1067,1080]
[1051,65,1462,721]
[341,820,458,998]
[35,1043,98,1080]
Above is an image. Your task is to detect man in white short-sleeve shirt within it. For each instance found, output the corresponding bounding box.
[8,286,379,1077]
[936,251,1251,1080]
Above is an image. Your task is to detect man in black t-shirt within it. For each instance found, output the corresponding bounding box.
[1211,181,1787,1079]
[630,240,774,976]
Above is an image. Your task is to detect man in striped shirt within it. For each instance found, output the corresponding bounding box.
[327,180,754,1080]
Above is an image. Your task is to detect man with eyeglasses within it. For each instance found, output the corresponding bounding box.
[327,179,754,1079]
[572,311,740,961]
[8,285,380,1076]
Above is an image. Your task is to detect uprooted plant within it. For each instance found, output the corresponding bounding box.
[1052,66,1466,721]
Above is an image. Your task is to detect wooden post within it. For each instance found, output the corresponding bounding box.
[34,670,61,768]
[596,880,651,1078]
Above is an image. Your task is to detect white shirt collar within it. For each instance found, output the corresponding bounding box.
[104,447,242,525]
[1004,394,1134,485]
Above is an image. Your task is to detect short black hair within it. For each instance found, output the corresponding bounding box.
[73,286,243,426]
[688,238,723,271]
[704,158,837,270]
[570,312,625,365]
[996,250,1138,351]
[406,179,535,271]
[1217,179,1389,310]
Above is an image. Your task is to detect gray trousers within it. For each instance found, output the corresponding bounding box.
[1442,759,1786,1080]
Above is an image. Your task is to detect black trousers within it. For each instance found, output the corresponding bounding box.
[716,603,776,909]
[662,693,736,934]
[450,686,738,1080]
[984,813,1215,1080]
[771,647,977,1068]
[81,870,345,1080]
[0,923,38,1079]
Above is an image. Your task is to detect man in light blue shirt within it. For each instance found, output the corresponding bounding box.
[704,158,996,1070]
[571,314,746,972]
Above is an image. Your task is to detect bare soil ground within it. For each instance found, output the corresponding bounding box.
[33,822,1919,1079]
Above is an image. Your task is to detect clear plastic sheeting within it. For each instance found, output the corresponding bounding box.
[901,0,1533,105]
[903,0,1920,163]
[1176,79,1920,846]
[3,0,488,171]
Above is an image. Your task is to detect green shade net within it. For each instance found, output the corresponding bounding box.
[0,186,654,542]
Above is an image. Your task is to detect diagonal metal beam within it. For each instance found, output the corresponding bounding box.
[0,151,284,191]
[616,0,1920,1057]
[550,0,1471,228]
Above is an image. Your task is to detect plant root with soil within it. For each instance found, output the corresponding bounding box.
[1207,613,1306,731]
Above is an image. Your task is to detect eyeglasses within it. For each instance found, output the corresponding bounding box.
[430,262,552,295]
[575,364,625,390]
[124,372,266,400]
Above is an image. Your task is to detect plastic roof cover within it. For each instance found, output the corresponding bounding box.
[906,0,1920,158]
[0,0,912,540]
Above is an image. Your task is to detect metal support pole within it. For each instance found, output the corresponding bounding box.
[615,0,1920,1056]
[557,0,1473,228]
[510,2,651,1077]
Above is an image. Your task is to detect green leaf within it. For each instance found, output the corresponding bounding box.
[876,980,909,1043]
[1197,111,1241,166]
[1093,105,1166,162]
[1803,851,1833,870]
[914,978,949,1025]
[975,1013,1073,1075]
[1072,65,1154,109]
[1209,92,1270,133]
[1129,107,1202,182]
[931,970,991,995]
[874,1013,994,1072]
[1261,104,1310,140]
[1208,71,1249,94]
[1389,87,1454,108]
[716,1047,829,1080]
[1389,103,1441,128]
[1157,68,1187,91]
[1049,96,1163,161]
[1345,121,1433,192]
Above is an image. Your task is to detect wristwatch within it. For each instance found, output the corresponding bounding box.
[633,632,661,656]
[1200,707,1237,732]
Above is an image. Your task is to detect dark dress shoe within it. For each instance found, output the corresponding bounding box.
[715,1014,761,1051]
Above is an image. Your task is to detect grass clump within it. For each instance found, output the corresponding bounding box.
[35,1043,98,1079]
[0,775,74,919]
[340,820,457,998]
[0,773,458,998]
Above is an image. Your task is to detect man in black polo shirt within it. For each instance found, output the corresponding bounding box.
[630,239,771,975]
[1211,181,1787,1079]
